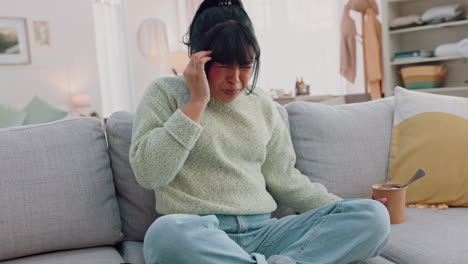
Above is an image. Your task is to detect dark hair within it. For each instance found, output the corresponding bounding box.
[183,0,261,94]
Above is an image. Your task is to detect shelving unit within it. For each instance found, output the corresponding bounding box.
[390,19,468,34]
[382,0,468,97]
[391,55,464,65]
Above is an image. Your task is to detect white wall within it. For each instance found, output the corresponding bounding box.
[126,0,188,105]
[0,0,101,115]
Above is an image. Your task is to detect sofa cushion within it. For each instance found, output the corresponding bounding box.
[0,105,27,128]
[106,111,160,241]
[382,208,468,263]
[0,247,125,264]
[22,96,68,125]
[0,118,123,261]
[273,101,290,133]
[116,241,145,264]
[367,256,396,264]
[285,98,395,199]
[388,87,468,206]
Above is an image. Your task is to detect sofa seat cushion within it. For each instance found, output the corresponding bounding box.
[382,208,468,263]
[116,241,145,264]
[113,240,392,264]
[0,118,123,261]
[367,256,396,264]
[0,247,125,264]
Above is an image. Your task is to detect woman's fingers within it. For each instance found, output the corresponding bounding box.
[188,50,212,72]
[368,194,388,205]
[377,197,388,204]
[199,57,212,68]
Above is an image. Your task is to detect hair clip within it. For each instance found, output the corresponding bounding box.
[218,0,232,6]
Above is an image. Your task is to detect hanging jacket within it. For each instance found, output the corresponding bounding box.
[340,5,357,83]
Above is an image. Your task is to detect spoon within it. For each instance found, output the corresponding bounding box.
[394,169,426,188]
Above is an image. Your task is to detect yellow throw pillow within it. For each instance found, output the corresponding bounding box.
[388,87,468,206]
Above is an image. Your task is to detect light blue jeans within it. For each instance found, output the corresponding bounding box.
[143,199,390,264]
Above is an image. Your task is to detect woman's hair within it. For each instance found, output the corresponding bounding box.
[183,0,261,94]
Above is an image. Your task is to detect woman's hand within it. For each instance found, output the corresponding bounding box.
[368,194,388,205]
[183,50,212,104]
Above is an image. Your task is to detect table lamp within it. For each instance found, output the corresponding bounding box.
[71,93,91,116]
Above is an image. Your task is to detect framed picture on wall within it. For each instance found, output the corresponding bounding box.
[0,17,31,64]
[32,20,51,47]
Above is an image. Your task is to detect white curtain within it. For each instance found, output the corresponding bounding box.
[243,0,349,95]
[93,0,135,118]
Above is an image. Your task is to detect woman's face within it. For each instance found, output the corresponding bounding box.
[207,62,254,103]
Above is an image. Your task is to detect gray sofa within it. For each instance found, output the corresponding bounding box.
[1,97,467,264]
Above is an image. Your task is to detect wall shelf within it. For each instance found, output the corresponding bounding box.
[391,55,465,65]
[417,86,468,97]
[390,19,468,34]
[416,86,468,92]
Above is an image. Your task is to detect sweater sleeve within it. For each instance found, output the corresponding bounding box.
[129,79,203,190]
[262,107,342,213]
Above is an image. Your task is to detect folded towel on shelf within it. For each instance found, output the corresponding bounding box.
[421,3,464,23]
[394,50,432,59]
[457,38,468,58]
[435,42,460,57]
[390,15,423,29]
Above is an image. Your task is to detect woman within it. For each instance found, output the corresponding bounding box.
[129,0,390,263]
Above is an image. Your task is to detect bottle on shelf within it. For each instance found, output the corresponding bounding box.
[297,77,308,96]
[295,77,300,96]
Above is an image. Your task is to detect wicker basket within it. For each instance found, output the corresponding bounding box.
[400,64,447,89]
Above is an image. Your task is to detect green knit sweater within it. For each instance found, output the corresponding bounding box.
[129,76,341,215]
